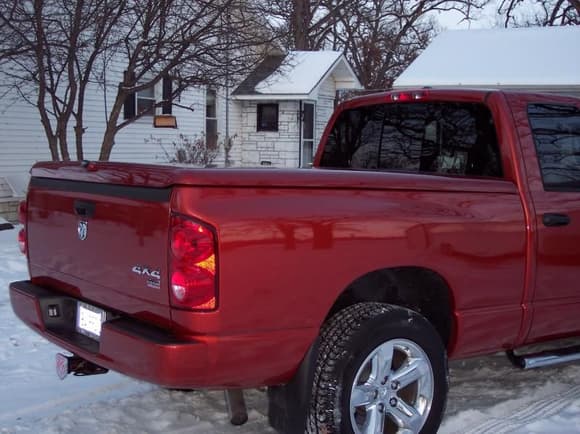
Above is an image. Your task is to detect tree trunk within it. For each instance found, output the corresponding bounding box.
[47,136,59,161]
[99,93,125,161]
[58,127,71,161]
[74,123,84,161]
[74,92,86,161]
[293,0,309,50]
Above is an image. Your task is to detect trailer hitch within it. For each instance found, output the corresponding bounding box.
[56,353,108,380]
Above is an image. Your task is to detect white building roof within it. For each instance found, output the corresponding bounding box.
[394,26,580,89]
[233,51,361,100]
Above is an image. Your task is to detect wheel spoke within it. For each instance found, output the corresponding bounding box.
[389,399,422,432]
[363,405,386,434]
[391,357,429,389]
[351,383,376,408]
[371,341,394,382]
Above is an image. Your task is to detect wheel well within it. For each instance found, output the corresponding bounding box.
[325,267,454,346]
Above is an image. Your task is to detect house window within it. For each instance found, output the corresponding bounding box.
[123,73,173,120]
[136,86,155,115]
[257,103,278,132]
[206,89,218,148]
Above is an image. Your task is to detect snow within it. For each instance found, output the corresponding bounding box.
[393,26,580,88]
[255,51,343,95]
[0,217,13,230]
[2,225,580,433]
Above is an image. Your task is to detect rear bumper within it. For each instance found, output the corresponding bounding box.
[9,280,210,388]
[10,280,316,388]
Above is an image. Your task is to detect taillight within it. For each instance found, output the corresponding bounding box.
[170,215,217,310]
[18,228,26,255]
[18,200,27,224]
[18,200,27,255]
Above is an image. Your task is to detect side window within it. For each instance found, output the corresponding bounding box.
[528,103,580,191]
[320,102,502,178]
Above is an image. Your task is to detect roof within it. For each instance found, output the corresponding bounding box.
[233,51,361,100]
[393,26,580,89]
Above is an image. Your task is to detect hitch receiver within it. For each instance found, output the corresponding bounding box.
[56,353,108,380]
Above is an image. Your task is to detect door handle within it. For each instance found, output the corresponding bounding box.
[542,213,571,227]
[74,200,95,218]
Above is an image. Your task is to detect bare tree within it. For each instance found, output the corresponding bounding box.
[260,0,487,89]
[0,0,126,161]
[258,0,350,50]
[0,0,273,161]
[98,0,272,160]
[498,0,580,26]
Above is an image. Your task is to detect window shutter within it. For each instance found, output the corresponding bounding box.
[123,70,136,120]
[162,76,172,115]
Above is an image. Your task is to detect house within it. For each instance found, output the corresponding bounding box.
[393,26,580,97]
[232,51,361,168]
[0,51,361,220]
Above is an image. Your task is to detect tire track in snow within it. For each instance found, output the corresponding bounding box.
[461,383,580,434]
[0,378,140,423]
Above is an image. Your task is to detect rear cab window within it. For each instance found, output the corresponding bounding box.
[528,103,580,191]
[320,102,503,178]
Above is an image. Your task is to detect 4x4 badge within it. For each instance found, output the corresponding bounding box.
[78,221,88,240]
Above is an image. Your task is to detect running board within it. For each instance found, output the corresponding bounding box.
[507,345,580,369]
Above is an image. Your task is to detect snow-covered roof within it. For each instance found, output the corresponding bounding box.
[394,26,580,89]
[233,51,361,100]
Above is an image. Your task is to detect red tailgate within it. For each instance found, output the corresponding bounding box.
[26,174,173,327]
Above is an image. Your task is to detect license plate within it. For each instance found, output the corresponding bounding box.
[76,302,106,341]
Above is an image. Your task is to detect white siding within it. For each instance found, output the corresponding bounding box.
[314,76,337,155]
[0,94,53,177]
[0,60,208,179]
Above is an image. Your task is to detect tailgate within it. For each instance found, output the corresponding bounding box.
[26,175,172,326]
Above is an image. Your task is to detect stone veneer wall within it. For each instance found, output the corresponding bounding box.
[237,75,339,168]
[240,100,301,168]
[0,199,19,222]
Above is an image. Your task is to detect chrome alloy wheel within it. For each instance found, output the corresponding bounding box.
[349,338,434,434]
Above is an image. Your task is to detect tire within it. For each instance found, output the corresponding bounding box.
[307,302,448,434]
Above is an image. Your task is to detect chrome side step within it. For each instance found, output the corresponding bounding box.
[508,345,580,369]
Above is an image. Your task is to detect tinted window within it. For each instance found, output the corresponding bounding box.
[321,102,502,178]
[528,103,580,191]
[257,103,279,132]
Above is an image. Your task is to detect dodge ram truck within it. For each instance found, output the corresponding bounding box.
[9,89,580,433]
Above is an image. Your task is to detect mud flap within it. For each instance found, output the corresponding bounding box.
[267,337,320,433]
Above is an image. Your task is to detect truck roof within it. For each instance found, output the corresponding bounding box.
[341,88,580,110]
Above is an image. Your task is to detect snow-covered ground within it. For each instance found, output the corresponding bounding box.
[1,225,580,433]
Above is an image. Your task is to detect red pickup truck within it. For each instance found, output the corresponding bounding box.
[10,89,580,433]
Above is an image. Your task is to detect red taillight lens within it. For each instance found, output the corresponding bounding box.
[18,200,27,225]
[171,218,214,262]
[18,228,26,255]
[18,200,27,255]
[170,215,217,310]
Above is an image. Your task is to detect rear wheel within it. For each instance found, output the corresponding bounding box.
[307,303,448,434]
